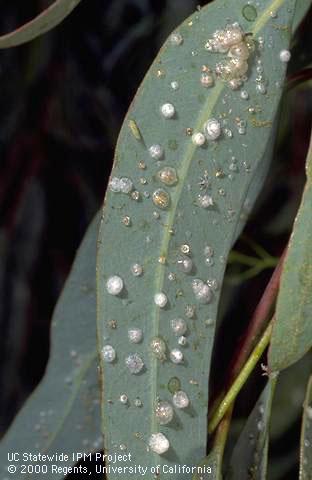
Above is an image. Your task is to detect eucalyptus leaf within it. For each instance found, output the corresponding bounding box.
[292,0,312,33]
[0,214,101,480]
[96,1,299,478]
[270,352,312,441]
[192,450,223,480]
[226,379,277,480]
[299,375,312,480]
[0,0,82,49]
[269,133,312,372]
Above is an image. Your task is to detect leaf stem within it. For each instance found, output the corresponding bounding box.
[208,320,273,435]
[230,248,286,380]
[213,403,234,458]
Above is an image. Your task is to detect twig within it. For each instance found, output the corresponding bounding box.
[208,320,273,435]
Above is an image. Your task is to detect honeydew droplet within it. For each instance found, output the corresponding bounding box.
[192,279,213,304]
[173,390,189,409]
[152,189,170,209]
[177,255,193,273]
[149,144,164,160]
[106,275,123,295]
[204,118,222,140]
[170,32,183,46]
[279,49,291,62]
[154,292,168,308]
[160,103,175,119]
[157,167,178,186]
[128,328,143,344]
[171,318,187,336]
[125,353,144,374]
[192,132,206,146]
[148,433,170,455]
[242,4,257,22]
[155,401,174,425]
[150,337,167,361]
[170,348,184,364]
[102,345,116,363]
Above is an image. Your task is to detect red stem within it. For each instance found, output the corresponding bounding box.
[228,247,287,383]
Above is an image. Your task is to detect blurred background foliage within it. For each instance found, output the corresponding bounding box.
[0,0,310,478]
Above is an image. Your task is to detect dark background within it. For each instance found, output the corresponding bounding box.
[0,0,311,478]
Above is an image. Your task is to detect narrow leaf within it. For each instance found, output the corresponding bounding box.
[292,0,312,33]
[97,1,299,478]
[299,375,312,480]
[0,214,101,480]
[226,378,277,479]
[193,450,223,480]
[269,133,312,372]
[0,0,82,49]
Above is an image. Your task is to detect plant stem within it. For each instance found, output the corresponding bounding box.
[209,248,286,420]
[230,248,286,380]
[213,403,234,458]
[208,320,273,435]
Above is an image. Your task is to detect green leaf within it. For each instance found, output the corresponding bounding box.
[292,0,312,33]
[300,375,312,480]
[269,133,312,372]
[270,352,312,441]
[226,378,277,480]
[0,0,82,49]
[0,214,101,480]
[192,450,223,480]
[96,1,300,478]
